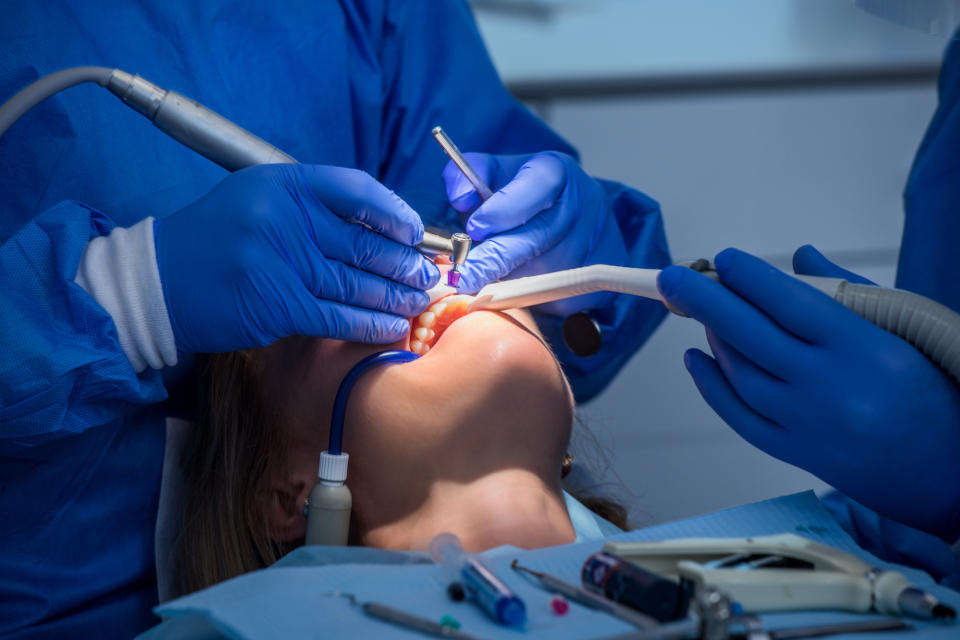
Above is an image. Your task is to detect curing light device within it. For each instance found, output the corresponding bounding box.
[0,67,468,268]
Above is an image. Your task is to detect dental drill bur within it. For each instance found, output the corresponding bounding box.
[432,126,491,287]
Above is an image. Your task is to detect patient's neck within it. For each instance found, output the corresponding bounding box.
[357,470,575,552]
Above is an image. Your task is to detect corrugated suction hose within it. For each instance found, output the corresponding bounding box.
[837,283,960,383]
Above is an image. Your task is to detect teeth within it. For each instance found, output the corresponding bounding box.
[410,293,474,355]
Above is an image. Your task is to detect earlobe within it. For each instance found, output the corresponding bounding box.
[263,481,310,542]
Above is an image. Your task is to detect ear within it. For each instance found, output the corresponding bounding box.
[262,477,311,542]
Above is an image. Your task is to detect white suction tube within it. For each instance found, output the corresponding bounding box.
[470,265,960,384]
[469,265,661,311]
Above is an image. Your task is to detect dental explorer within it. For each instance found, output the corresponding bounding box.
[432,126,492,287]
[0,67,465,268]
[510,560,660,630]
[326,592,488,640]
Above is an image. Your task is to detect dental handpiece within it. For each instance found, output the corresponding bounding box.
[0,67,460,262]
[104,70,458,259]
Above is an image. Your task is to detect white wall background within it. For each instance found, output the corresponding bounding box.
[471,0,947,527]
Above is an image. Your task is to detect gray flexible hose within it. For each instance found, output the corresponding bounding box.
[837,283,960,383]
[0,66,113,137]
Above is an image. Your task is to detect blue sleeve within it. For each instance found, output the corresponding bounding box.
[821,491,960,590]
[897,31,960,311]
[376,0,670,402]
[0,201,167,444]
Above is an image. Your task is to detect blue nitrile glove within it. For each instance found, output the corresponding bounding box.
[657,246,960,541]
[155,164,439,353]
[443,151,628,316]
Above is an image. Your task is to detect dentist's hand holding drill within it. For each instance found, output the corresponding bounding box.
[154,164,439,354]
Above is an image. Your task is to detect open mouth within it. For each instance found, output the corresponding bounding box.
[408,293,474,355]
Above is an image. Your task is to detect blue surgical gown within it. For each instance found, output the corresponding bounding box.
[0,1,669,637]
[823,30,960,589]
[897,32,960,311]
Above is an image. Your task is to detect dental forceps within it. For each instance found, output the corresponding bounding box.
[326,592,489,639]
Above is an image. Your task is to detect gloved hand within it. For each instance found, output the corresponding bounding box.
[443,151,627,316]
[658,246,960,541]
[155,164,439,353]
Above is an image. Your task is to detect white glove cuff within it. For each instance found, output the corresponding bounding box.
[75,217,178,373]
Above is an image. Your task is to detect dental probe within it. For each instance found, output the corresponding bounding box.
[327,592,488,640]
[432,126,491,287]
[510,560,660,630]
[0,67,456,262]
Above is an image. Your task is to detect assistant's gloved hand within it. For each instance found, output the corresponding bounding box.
[155,164,439,353]
[658,246,960,541]
[443,151,627,316]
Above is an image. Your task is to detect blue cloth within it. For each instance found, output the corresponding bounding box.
[564,491,624,541]
[0,1,668,636]
[898,31,960,312]
[139,492,960,640]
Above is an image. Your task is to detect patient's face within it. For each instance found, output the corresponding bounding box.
[256,279,576,551]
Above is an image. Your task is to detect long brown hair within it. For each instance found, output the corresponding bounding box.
[176,350,295,596]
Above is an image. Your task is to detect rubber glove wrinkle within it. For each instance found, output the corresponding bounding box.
[465,152,568,240]
[155,164,435,353]
[443,150,622,315]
